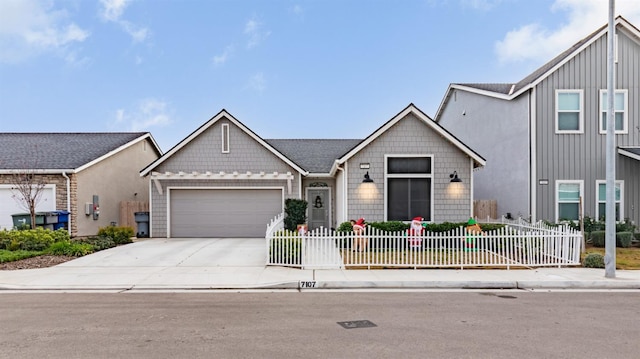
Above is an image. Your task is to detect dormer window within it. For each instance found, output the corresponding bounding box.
[221,123,229,153]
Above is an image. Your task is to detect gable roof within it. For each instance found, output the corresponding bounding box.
[435,16,640,120]
[140,109,308,176]
[336,103,486,172]
[266,139,362,173]
[0,132,159,173]
[619,147,640,161]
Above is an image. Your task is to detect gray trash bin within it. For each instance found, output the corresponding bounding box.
[134,212,150,238]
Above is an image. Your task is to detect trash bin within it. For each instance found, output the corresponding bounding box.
[52,210,70,230]
[134,211,150,238]
[11,213,46,228]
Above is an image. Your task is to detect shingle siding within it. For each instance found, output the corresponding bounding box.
[345,113,472,223]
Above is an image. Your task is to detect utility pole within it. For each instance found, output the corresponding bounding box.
[605,0,616,278]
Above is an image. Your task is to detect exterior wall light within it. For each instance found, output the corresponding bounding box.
[362,171,374,183]
[449,171,462,183]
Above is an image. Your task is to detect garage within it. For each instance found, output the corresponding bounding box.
[0,185,56,230]
[169,188,283,238]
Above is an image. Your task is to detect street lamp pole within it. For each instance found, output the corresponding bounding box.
[605,0,616,278]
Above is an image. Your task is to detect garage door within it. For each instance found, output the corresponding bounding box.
[170,189,283,238]
[0,185,55,230]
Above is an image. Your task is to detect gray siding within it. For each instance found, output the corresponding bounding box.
[345,113,473,223]
[535,29,640,225]
[150,118,301,237]
[438,90,530,218]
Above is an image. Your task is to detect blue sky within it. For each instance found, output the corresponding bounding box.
[1,0,640,152]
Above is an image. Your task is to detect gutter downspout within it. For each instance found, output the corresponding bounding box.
[336,165,347,223]
[62,172,71,236]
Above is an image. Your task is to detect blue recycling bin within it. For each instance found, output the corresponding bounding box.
[51,210,70,230]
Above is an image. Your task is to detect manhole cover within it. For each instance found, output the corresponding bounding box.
[337,320,377,329]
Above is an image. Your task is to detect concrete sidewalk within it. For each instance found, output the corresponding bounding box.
[1,238,639,291]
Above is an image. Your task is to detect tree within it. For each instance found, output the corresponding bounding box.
[9,160,48,229]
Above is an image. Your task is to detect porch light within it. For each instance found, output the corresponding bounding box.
[362,171,374,183]
[449,171,462,183]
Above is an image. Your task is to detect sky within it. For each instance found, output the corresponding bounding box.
[1,0,640,153]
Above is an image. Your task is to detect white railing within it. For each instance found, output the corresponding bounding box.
[266,217,582,269]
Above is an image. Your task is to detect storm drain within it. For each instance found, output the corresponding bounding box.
[337,320,377,329]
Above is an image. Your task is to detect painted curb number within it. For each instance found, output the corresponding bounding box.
[299,281,317,288]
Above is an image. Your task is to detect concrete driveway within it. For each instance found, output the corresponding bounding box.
[60,237,267,268]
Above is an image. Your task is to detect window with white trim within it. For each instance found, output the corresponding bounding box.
[555,90,583,133]
[599,89,628,134]
[221,123,229,153]
[386,156,432,221]
[596,180,623,221]
[556,180,583,222]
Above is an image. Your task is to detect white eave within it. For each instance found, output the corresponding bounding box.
[76,133,160,173]
[149,170,295,195]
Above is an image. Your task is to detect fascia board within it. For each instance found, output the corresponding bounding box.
[0,169,76,174]
[618,148,640,161]
[76,134,152,173]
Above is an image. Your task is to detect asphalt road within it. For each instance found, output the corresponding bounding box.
[1,291,639,359]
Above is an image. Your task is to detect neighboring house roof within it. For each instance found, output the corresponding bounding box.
[619,147,640,161]
[266,139,362,173]
[435,16,640,120]
[0,133,160,173]
[140,109,308,176]
[336,103,486,173]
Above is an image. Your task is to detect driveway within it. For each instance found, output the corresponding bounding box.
[60,237,267,268]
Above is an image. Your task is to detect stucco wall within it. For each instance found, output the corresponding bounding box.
[75,138,159,236]
[438,89,530,219]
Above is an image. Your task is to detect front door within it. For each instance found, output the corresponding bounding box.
[306,187,331,231]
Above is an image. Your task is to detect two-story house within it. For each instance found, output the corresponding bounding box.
[436,16,640,226]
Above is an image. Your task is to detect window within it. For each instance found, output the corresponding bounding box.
[221,123,229,153]
[556,180,583,222]
[596,180,623,221]
[599,90,628,134]
[386,156,432,221]
[555,90,583,133]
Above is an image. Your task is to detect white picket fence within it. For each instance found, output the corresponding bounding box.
[265,216,583,270]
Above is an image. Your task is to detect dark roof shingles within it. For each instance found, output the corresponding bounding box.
[266,139,362,173]
[0,133,147,170]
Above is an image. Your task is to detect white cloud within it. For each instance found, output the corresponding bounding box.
[113,99,172,131]
[247,72,266,93]
[0,0,89,63]
[99,0,149,43]
[244,16,271,49]
[213,45,234,65]
[460,0,503,11]
[495,0,640,65]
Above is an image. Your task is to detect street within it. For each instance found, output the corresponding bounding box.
[1,291,638,358]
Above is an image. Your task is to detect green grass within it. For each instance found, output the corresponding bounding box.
[0,249,44,263]
[583,245,640,270]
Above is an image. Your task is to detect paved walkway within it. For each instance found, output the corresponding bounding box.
[1,238,639,291]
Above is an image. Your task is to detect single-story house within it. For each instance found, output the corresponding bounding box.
[0,133,162,236]
[141,104,485,238]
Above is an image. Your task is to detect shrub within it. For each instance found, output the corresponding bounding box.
[46,241,94,257]
[584,253,605,268]
[616,219,636,233]
[269,230,301,264]
[368,221,409,232]
[75,236,116,251]
[616,232,634,248]
[590,231,606,247]
[284,199,308,231]
[10,227,55,251]
[97,226,134,245]
[336,221,353,232]
[51,229,71,243]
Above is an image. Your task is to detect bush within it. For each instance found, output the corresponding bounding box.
[584,253,605,268]
[284,199,308,231]
[590,231,606,247]
[97,226,134,245]
[336,221,353,232]
[46,241,94,257]
[8,227,55,251]
[616,232,634,248]
[75,236,116,251]
[51,228,71,243]
[616,219,636,233]
[269,230,301,264]
[368,221,409,232]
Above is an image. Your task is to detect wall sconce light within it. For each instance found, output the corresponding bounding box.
[449,171,462,183]
[362,171,374,183]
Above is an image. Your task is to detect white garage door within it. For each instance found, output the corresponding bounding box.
[169,188,283,238]
[0,185,56,230]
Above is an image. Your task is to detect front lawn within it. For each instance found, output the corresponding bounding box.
[582,245,640,270]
